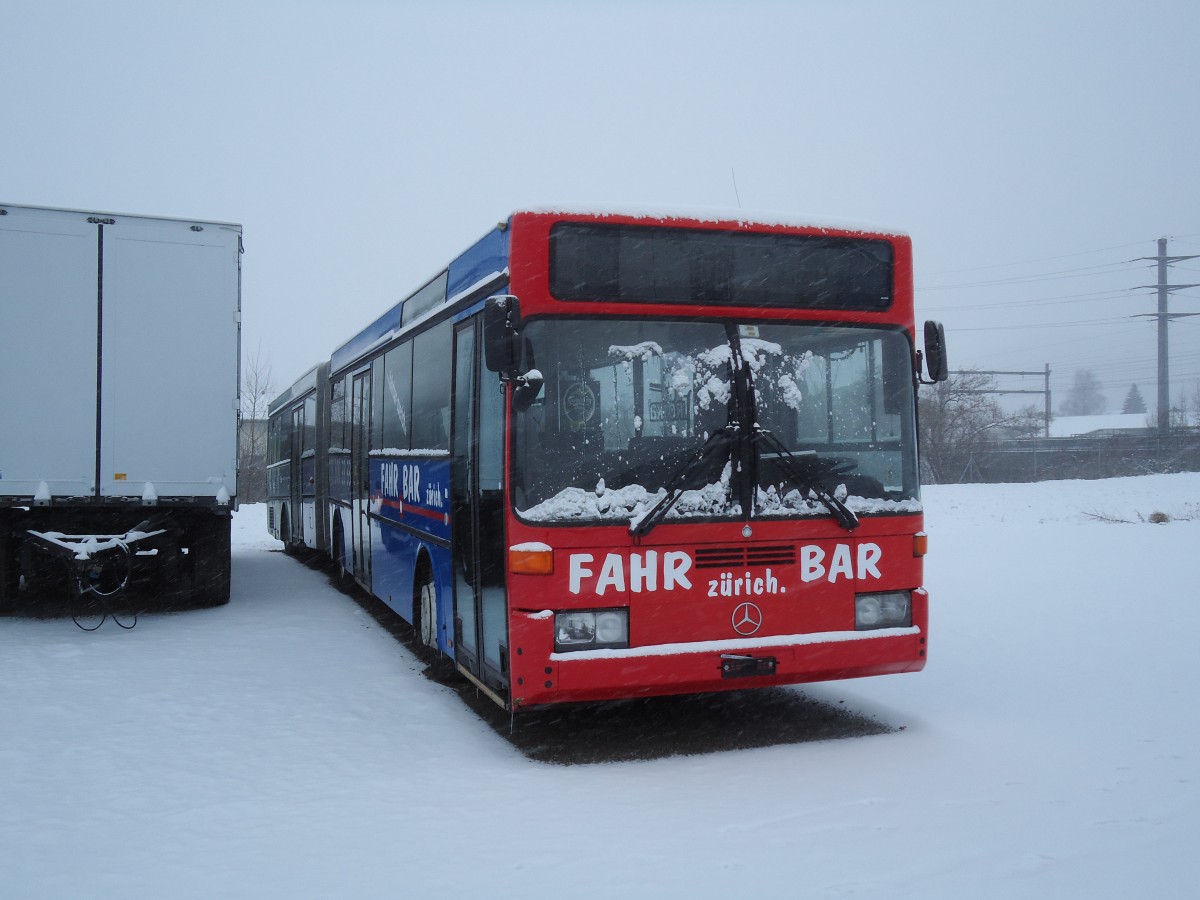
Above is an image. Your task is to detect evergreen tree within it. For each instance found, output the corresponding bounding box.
[1121,383,1147,415]
[1061,369,1106,416]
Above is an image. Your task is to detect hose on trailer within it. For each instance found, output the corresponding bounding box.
[72,540,137,631]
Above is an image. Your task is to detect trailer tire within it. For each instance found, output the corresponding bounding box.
[189,514,232,607]
[0,514,19,612]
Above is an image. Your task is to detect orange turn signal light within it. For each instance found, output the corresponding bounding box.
[509,547,554,575]
[913,532,928,557]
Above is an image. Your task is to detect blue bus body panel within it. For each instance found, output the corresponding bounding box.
[330,303,403,375]
[448,225,509,299]
[320,223,511,661]
[369,456,455,656]
[329,224,506,377]
[373,456,451,542]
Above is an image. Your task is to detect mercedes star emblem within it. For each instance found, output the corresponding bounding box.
[731,601,763,636]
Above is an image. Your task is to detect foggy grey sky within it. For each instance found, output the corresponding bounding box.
[4,0,1198,413]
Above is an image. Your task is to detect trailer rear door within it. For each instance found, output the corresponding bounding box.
[0,206,99,498]
[99,219,240,498]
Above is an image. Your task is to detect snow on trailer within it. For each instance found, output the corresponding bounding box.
[0,202,242,610]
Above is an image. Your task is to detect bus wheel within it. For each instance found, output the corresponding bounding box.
[281,508,296,556]
[415,563,437,650]
[331,519,350,584]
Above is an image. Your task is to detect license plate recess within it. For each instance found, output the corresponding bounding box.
[719,654,778,678]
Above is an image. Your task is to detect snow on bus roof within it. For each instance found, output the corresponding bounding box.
[518,204,907,237]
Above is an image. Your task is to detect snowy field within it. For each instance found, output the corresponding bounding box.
[3,474,1198,899]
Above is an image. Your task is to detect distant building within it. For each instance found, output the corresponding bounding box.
[1049,414,1149,438]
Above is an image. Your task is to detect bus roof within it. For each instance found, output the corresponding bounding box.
[268,363,321,415]
[307,205,909,388]
[514,204,907,238]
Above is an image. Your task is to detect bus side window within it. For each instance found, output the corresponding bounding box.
[382,342,413,452]
[882,334,910,416]
[411,319,453,449]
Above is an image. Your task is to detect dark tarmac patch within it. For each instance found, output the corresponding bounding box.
[331,565,895,765]
[457,685,894,765]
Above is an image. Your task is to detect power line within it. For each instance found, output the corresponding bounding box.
[918,261,1137,291]
[920,237,1200,412]
[915,239,1154,278]
[949,316,1140,332]
[918,287,1133,313]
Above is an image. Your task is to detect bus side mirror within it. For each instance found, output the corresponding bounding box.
[483,295,521,376]
[923,320,948,383]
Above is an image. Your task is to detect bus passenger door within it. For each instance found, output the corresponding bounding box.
[452,321,508,698]
[290,405,305,545]
[350,370,372,587]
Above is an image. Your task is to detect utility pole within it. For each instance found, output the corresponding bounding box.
[1043,363,1051,438]
[1135,238,1199,433]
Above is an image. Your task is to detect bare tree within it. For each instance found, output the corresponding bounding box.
[239,345,274,502]
[1146,384,1198,430]
[918,370,1041,483]
[1188,382,1200,427]
[1006,403,1049,439]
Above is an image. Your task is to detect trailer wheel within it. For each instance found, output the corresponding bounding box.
[189,514,232,607]
[0,515,19,612]
[414,559,437,650]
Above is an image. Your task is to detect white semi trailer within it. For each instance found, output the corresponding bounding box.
[0,203,242,609]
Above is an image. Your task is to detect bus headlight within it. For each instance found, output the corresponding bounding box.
[555,608,629,653]
[855,591,912,630]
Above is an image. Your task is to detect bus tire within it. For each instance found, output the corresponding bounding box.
[414,559,437,650]
[331,517,348,582]
[280,507,297,556]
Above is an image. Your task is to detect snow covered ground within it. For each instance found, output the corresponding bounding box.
[3,474,1198,899]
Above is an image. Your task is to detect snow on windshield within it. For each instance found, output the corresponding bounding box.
[516,322,920,524]
[609,336,806,415]
[608,342,664,363]
[518,472,920,526]
[521,465,737,527]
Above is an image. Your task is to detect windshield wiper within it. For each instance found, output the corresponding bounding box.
[753,429,860,531]
[629,428,737,538]
[630,323,858,536]
[631,324,753,538]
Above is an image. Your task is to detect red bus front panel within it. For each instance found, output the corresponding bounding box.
[506,516,926,707]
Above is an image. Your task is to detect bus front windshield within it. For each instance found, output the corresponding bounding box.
[511,318,921,528]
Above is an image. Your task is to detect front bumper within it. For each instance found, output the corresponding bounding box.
[508,605,927,708]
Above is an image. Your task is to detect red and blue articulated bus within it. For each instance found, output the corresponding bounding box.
[267,207,948,710]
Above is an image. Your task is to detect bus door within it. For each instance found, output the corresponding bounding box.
[350,370,372,587]
[451,321,508,697]
[290,405,305,544]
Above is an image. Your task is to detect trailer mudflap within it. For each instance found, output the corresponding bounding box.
[719,653,778,679]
